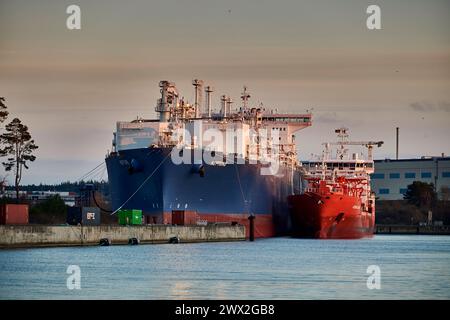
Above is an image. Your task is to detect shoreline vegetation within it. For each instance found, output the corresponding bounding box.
[377,200,450,226]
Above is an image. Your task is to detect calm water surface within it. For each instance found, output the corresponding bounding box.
[1,235,449,299]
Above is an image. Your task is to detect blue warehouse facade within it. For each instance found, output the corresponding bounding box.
[371,157,450,200]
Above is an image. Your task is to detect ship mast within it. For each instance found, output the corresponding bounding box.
[241,86,251,110]
[326,127,384,161]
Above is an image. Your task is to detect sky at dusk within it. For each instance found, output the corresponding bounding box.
[0,0,449,184]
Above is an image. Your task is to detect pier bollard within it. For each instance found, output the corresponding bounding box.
[169,236,180,244]
[99,238,111,246]
[248,214,255,242]
[128,237,139,245]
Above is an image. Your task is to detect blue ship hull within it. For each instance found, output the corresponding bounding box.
[106,147,304,236]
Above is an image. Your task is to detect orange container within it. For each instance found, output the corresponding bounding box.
[171,210,183,225]
[171,210,198,225]
[184,210,199,225]
[0,204,29,225]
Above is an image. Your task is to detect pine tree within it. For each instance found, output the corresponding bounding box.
[0,118,38,201]
[0,97,8,124]
[404,181,437,209]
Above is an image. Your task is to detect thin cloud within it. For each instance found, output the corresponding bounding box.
[438,101,450,112]
[409,101,435,112]
[316,112,340,124]
[409,101,450,112]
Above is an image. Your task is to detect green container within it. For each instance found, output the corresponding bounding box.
[129,209,142,225]
[118,209,142,225]
[118,210,128,225]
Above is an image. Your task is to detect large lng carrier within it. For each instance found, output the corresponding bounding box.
[106,80,312,237]
[287,128,383,239]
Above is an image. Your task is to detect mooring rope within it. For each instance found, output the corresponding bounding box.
[234,163,247,211]
[75,162,105,182]
[92,190,113,213]
[234,163,264,237]
[110,151,172,215]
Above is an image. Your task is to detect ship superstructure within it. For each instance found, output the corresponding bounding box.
[113,81,310,169]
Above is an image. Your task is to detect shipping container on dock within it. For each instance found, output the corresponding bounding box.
[67,206,82,225]
[118,209,142,225]
[172,210,198,225]
[0,204,29,225]
[82,207,100,226]
[118,210,127,225]
[66,207,100,225]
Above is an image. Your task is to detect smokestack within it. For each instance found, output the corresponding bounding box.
[221,95,227,117]
[226,97,233,115]
[396,127,399,160]
[192,79,204,118]
[205,86,213,118]
[157,80,176,122]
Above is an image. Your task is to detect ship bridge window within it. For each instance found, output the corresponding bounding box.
[344,162,355,168]
[405,172,416,179]
[371,173,384,179]
[389,173,400,179]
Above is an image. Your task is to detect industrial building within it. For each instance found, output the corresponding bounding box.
[371,157,450,200]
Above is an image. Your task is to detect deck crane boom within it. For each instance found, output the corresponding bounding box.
[323,127,384,160]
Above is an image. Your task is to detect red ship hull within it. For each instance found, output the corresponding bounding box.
[287,193,375,239]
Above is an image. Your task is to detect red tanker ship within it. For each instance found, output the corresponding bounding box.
[288,128,383,239]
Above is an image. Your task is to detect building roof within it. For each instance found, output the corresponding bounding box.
[374,157,450,163]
